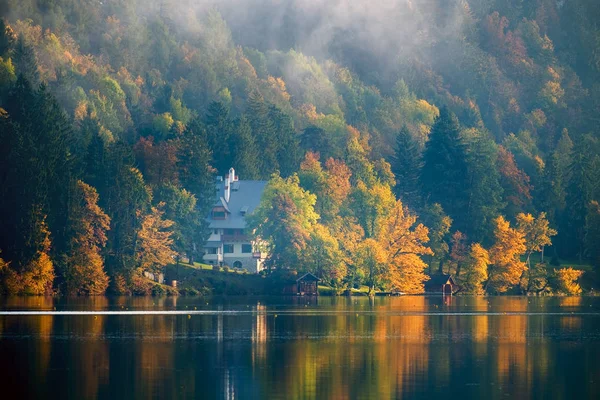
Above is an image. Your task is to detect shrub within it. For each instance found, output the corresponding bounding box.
[180,287,200,296]
[151,284,166,296]
[553,267,584,295]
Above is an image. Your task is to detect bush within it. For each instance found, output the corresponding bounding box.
[131,275,152,295]
[553,267,584,295]
[179,287,200,296]
[212,265,221,272]
[223,266,230,273]
[151,284,166,296]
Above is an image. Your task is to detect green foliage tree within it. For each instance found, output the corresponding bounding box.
[247,174,319,270]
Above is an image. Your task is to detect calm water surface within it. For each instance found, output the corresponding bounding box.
[0,296,599,399]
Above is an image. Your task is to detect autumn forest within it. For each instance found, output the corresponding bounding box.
[0,0,599,296]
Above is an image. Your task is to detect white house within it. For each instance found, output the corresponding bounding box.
[202,168,267,273]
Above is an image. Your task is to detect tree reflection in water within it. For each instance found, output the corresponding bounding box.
[0,296,599,399]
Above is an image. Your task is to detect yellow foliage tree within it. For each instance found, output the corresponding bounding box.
[136,203,176,274]
[379,201,433,294]
[516,212,557,293]
[461,243,489,294]
[553,267,584,295]
[516,212,557,268]
[487,216,527,293]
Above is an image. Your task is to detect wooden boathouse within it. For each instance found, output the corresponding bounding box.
[424,274,456,295]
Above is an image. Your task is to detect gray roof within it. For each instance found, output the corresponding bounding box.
[208,180,267,229]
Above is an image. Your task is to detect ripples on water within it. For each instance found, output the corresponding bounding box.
[1,296,599,399]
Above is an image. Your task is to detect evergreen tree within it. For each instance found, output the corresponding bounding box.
[177,121,215,261]
[563,135,600,260]
[269,104,301,177]
[390,126,422,209]
[421,107,470,232]
[247,91,278,177]
[539,129,573,224]
[301,125,330,158]
[464,128,504,243]
[13,35,39,85]
[204,101,233,175]
[101,143,151,281]
[154,184,202,261]
[0,77,73,267]
[230,116,260,179]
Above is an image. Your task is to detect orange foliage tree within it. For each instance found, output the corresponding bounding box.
[1,207,55,295]
[63,181,110,295]
[136,203,176,274]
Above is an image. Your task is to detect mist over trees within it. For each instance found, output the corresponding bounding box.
[0,0,598,295]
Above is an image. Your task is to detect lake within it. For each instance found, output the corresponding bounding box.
[0,296,599,399]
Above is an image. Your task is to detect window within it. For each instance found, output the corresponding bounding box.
[213,211,226,219]
[223,244,234,254]
[242,244,252,253]
[225,229,235,235]
[213,229,219,234]
[206,248,218,255]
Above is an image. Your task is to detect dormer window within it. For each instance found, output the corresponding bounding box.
[212,206,227,220]
[240,206,249,216]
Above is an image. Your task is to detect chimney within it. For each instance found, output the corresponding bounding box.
[224,179,230,204]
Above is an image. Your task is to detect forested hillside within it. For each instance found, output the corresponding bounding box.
[0,0,598,295]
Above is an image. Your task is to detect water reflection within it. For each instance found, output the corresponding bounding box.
[0,296,599,399]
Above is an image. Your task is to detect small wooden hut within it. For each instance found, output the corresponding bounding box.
[424,274,456,295]
[283,273,320,295]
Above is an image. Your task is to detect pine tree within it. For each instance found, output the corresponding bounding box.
[390,126,422,209]
[177,121,215,261]
[269,104,301,177]
[204,101,233,175]
[13,35,39,85]
[563,135,600,260]
[230,116,260,179]
[421,107,470,231]
[301,125,331,158]
[247,91,278,177]
[463,128,504,243]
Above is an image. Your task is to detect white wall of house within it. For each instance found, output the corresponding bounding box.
[203,241,264,273]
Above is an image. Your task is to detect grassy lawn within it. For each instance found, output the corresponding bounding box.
[527,254,594,271]
[175,261,250,274]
